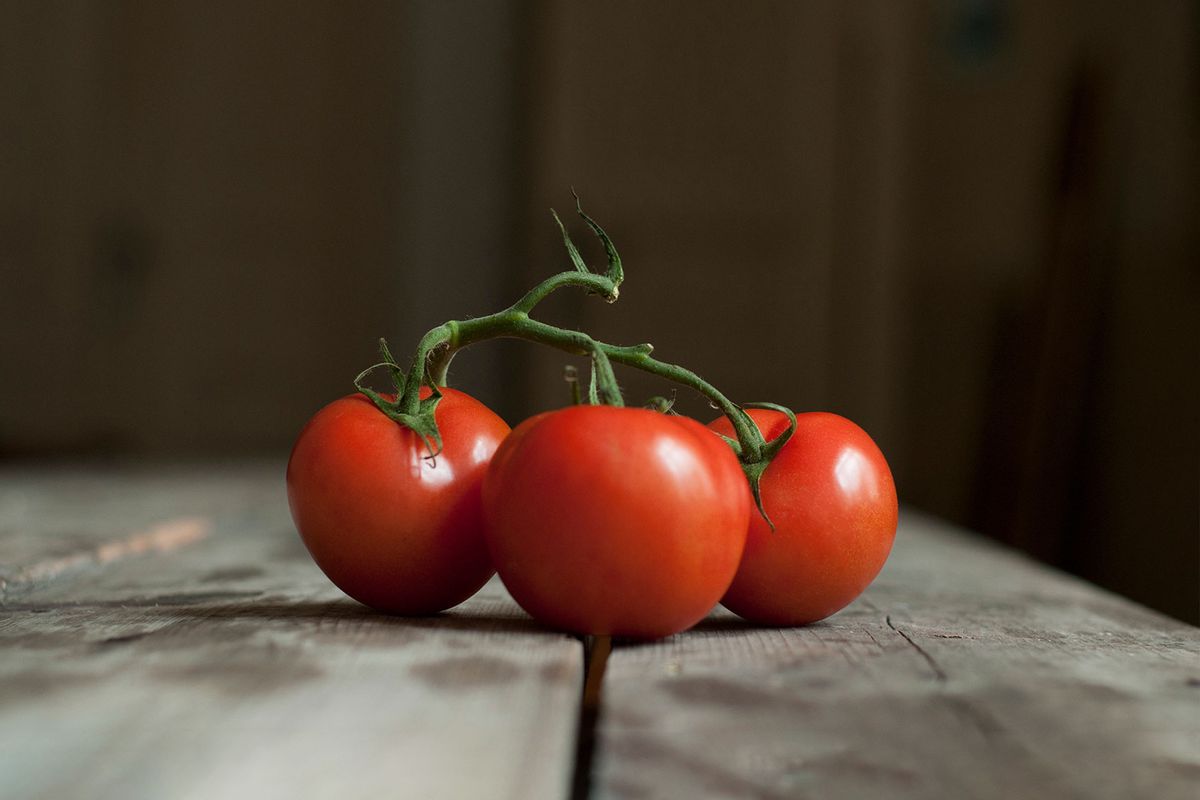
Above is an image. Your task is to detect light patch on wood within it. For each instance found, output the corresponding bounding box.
[0,516,210,593]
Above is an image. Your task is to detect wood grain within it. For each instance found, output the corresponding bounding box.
[0,464,582,800]
[591,511,1200,800]
[4,466,1196,800]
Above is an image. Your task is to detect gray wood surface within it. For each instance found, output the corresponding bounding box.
[593,510,1200,800]
[2,466,1196,800]
[0,464,581,800]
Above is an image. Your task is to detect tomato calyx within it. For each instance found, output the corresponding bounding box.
[727,402,798,531]
[353,338,445,460]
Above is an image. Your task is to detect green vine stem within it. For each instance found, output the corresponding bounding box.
[356,198,796,523]
[414,298,769,465]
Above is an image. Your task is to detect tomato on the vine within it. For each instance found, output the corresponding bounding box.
[709,410,898,625]
[482,405,751,639]
[287,387,510,615]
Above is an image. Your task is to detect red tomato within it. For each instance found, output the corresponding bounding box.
[287,387,510,614]
[710,411,898,625]
[482,405,751,639]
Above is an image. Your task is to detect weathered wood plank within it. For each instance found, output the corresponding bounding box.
[0,464,582,800]
[592,511,1200,800]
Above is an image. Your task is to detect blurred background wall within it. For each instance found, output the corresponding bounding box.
[1,1,1196,622]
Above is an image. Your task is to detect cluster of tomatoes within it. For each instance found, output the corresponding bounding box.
[286,385,897,639]
[287,202,895,639]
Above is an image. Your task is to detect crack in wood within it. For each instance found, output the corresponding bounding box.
[863,626,883,648]
[886,614,948,681]
[941,695,1005,742]
[94,631,152,647]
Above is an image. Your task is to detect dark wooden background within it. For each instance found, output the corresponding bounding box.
[1,1,1196,622]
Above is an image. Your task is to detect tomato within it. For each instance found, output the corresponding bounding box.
[709,410,898,625]
[482,405,751,639]
[286,387,510,614]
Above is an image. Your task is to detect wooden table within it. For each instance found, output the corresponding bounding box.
[2,463,1196,799]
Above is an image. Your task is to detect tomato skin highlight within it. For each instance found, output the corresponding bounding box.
[710,411,898,626]
[482,405,751,639]
[286,388,510,615]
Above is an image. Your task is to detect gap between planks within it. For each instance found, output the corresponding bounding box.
[571,634,612,800]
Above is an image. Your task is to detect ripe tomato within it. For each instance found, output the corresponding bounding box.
[482,405,751,639]
[709,410,898,625]
[287,387,510,614]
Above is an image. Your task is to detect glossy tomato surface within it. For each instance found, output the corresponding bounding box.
[287,388,510,614]
[482,405,751,639]
[710,410,898,625]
